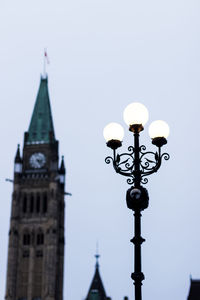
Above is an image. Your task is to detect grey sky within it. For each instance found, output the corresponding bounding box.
[0,0,200,299]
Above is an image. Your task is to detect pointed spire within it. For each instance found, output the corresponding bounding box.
[14,144,22,173]
[85,252,107,300]
[59,156,66,175]
[15,144,22,163]
[59,156,66,186]
[26,76,55,144]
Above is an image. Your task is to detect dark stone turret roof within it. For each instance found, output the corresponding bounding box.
[188,279,200,299]
[27,76,55,144]
[15,144,22,163]
[59,156,65,174]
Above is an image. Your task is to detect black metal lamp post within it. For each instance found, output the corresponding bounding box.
[103,102,170,300]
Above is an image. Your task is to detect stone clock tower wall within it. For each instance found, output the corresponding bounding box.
[5,77,65,300]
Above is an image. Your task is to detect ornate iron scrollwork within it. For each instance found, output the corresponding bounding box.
[105,145,170,185]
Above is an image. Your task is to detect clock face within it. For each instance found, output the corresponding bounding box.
[29,152,46,169]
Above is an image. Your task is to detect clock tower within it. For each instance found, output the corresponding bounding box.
[5,76,65,300]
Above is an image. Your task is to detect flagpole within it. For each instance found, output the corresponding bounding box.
[43,48,46,78]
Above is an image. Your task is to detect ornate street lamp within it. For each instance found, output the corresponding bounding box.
[103,102,170,300]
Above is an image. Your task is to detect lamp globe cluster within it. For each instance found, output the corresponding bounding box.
[103,102,169,147]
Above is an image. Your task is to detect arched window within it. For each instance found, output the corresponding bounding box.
[37,233,44,245]
[43,192,47,213]
[36,194,40,213]
[23,233,30,246]
[23,194,27,213]
[30,194,34,213]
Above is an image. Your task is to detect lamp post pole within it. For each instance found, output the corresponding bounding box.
[129,125,147,300]
[103,103,170,300]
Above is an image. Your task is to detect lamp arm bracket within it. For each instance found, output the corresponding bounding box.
[105,146,170,185]
[105,148,135,184]
[105,155,133,177]
[140,151,170,183]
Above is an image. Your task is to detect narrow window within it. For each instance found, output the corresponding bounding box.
[37,233,44,245]
[41,234,44,244]
[30,194,34,213]
[43,193,47,213]
[37,234,40,245]
[23,234,30,246]
[36,194,40,213]
[23,194,27,213]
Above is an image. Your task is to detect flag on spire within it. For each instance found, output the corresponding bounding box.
[43,48,50,77]
[44,49,50,64]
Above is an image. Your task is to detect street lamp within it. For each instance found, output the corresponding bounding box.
[103,102,170,300]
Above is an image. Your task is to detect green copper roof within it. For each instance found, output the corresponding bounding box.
[27,77,55,143]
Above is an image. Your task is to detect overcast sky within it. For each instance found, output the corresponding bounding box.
[0,0,200,299]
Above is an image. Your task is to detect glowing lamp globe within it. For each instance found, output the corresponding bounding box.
[123,102,149,131]
[149,120,170,147]
[103,122,124,149]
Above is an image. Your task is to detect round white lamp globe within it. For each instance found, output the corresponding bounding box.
[103,122,124,142]
[149,120,170,139]
[123,102,149,127]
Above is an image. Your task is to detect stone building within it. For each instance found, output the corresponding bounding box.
[5,76,65,300]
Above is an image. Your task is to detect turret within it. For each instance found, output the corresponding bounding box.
[14,144,22,173]
[85,253,109,300]
[59,156,66,185]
